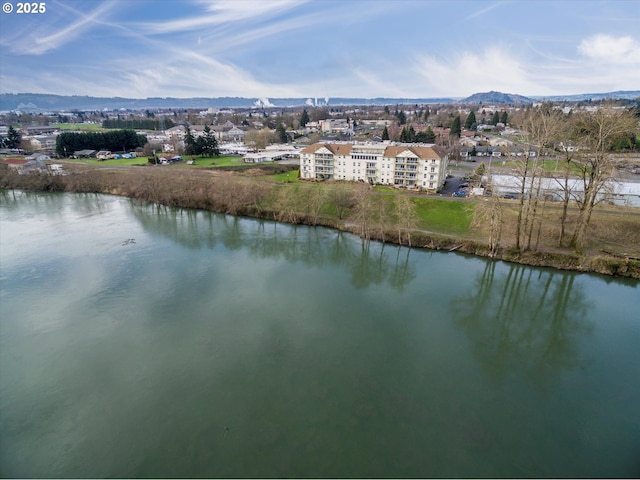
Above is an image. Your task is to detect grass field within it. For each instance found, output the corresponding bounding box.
[264,170,303,183]
[63,157,148,166]
[412,197,475,235]
[51,123,105,131]
[62,155,245,167]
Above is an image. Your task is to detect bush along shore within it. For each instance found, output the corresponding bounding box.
[2,165,639,279]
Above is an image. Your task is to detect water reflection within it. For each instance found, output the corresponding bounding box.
[128,200,416,291]
[453,261,592,387]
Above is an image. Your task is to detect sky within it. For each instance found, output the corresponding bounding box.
[0,0,639,99]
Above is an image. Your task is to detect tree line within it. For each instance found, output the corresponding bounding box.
[479,104,638,256]
[102,118,175,130]
[55,130,147,156]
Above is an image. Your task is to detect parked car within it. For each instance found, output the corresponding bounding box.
[453,190,468,197]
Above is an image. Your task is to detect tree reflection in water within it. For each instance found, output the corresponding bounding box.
[453,261,593,388]
[128,201,417,292]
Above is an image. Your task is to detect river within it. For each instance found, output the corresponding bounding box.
[1,191,639,478]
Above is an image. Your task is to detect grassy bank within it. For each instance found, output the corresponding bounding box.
[1,164,638,279]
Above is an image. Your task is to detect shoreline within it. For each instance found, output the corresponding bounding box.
[1,166,639,280]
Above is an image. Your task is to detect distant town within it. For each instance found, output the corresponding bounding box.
[1,91,638,161]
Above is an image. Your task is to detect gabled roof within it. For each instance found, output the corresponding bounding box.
[301,142,447,159]
[300,143,353,155]
[384,144,447,160]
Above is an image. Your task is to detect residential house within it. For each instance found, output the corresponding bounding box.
[25,134,56,152]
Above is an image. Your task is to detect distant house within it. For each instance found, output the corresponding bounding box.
[226,126,246,142]
[21,126,59,136]
[25,134,56,152]
[3,158,29,170]
[73,149,97,158]
[3,156,49,174]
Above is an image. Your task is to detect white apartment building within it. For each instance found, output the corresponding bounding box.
[300,142,449,191]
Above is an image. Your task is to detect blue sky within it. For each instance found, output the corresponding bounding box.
[1,0,639,99]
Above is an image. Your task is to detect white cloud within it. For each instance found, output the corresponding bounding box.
[578,34,640,64]
[413,48,554,97]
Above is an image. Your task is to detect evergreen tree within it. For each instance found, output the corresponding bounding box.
[197,125,219,157]
[382,126,389,140]
[300,109,309,127]
[500,111,508,125]
[276,122,288,143]
[399,127,409,142]
[397,110,407,125]
[408,126,416,142]
[450,115,461,137]
[491,111,500,125]
[6,126,21,149]
[464,111,477,130]
[184,125,197,156]
[424,126,436,143]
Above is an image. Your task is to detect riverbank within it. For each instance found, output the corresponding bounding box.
[1,164,639,279]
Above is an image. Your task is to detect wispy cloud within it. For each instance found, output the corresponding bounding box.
[464,1,507,21]
[6,1,119,55]
[135,0,304,35]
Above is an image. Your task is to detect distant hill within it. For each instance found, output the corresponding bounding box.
[532,91,640,102]
[460,91,533,104]
[1,91,637,112]
[459,90,640,104]
[0,94,456,111]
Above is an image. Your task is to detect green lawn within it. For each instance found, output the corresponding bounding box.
[264,170,303,183]
[498,158,587,175]
[180,155,244,167]
[412,197,475,235]
[63,157,148,166]
[61,155,244,167]
[51,123,105,131]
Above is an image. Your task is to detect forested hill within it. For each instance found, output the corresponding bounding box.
[460,91,533,104]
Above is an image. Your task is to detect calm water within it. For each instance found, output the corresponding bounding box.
[1,191,639,478]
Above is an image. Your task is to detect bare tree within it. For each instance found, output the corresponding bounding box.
[552,140,578,247]
[244,128,275,150]
[327,182,355,219]
[375,195,394,243]
[303,186,327,225]
[514,105,564,250]
[352,184,375,243]
[394,195,418,247]
[569,107,638,253]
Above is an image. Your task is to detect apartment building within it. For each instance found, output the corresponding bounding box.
[300,142,449,191]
